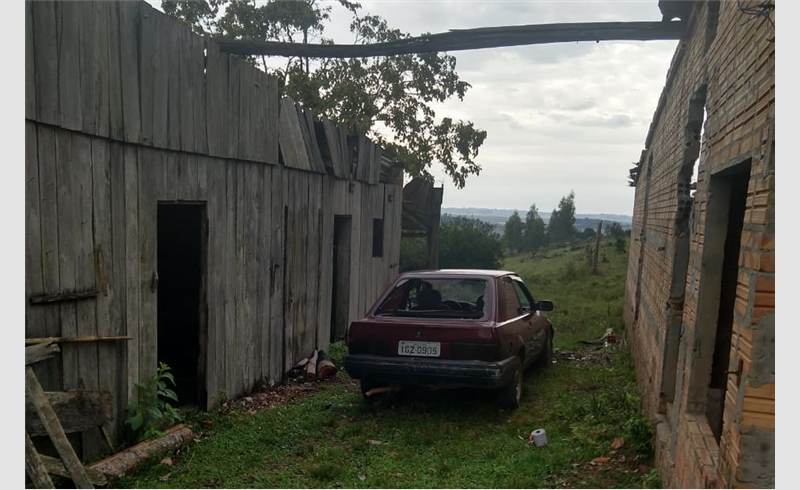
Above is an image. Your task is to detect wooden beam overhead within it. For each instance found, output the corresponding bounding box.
[216,21,686,58]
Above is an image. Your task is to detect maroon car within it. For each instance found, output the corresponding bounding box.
[343,270,554,408]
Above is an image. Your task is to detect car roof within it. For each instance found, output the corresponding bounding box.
[398,269,516,278]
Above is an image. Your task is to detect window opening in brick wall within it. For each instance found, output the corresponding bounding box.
[687,160,750,446]
[660,88,707,405]
[706,165,749,443]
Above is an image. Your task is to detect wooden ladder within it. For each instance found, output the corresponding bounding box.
[24,343,102,489]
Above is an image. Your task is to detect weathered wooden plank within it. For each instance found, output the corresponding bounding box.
[195,156,209,201]
[26,432,54,489]
[251,70,268,163]
[77,1,99,135]
[279,97,312,171]
[216,20,687,57]
[297,172,311,361]
[322,120,343,178]
[316,178,333,351]
[32,1,59,125]
[348,183,363,325]
[238,63,253,161]
[137,2,156,146]
[191,33,208,155]
[179,24,194,152]
[36,126,62,390]
[265,76,280,165]
[25,1,36,120]
[257,165,271,382]
[26,123,46,343]
[268,165,285,383]
[105,2,124,141]
[87,0,110,138]
[223,162,237,396]
[26,343,61,367]
[205,41,228,158]
[26,390,113,437]
[233,163,247,394]
[298,107,326,174]
[138,148,159,383]
[123,145,140,402]
[25,367,94,489]
[304,174,320,357]
[56,131,79,391]
[92,137,119,442]
[227,60,242,160]
[118,0,141,143]
[73,135,102,459]
[370,143,382,185]
[166,14,181,150]
[205,159,225,406]
[57,1,83,131]
[244,163,259,389]
[151,8,170,148]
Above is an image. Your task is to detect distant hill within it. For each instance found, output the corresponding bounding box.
[442,207,632,231]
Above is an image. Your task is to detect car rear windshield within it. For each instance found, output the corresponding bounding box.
[373,277,490,319]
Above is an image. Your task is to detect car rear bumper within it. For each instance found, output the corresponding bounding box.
[343,353,517,389]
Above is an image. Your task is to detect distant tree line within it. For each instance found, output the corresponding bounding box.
[398,190,631,272]
[504,191,578,253]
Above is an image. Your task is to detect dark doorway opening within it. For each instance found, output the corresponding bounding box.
[157,203,207,407]
[331,216,352,342]
[705,162,750,442]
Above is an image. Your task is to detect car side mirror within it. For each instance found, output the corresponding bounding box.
[536,300,554,312]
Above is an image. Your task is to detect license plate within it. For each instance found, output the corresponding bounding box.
[398,341,441,357]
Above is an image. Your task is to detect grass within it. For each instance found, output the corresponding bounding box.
[503,237,630,350]
[110,236,657,489]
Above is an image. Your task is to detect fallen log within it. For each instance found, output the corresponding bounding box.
[316,350,338,380]
[305,350,319,379]
[88,424,194,482]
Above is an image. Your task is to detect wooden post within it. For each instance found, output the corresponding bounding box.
[592,220,603,274]
[426,186,443,270]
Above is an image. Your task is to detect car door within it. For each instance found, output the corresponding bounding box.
[495,276,530,362]
[511,277,547,359]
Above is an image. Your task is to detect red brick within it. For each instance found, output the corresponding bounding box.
[754,291,774,308]
[755,232,775,249]
[755,275,775,292]
[758,252,775,272]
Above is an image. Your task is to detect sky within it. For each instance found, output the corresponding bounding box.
[320,0,678,217]
[298,0,678,216]
[146,0,678,216]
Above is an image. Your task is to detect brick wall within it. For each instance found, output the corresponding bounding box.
[623,1,774,488]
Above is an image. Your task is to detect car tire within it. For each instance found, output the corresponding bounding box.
[534,327,554,368]
[499,357,523,409]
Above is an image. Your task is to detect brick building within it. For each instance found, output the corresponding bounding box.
[624,1,774,488]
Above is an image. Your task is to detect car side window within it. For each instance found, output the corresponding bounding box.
[498,277,522,322]
[511,279,534,312]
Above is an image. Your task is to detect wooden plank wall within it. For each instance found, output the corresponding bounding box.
[25,0,403,451]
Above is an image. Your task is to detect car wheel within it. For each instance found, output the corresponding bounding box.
[499,357,523,409]
[534,327,554,368]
